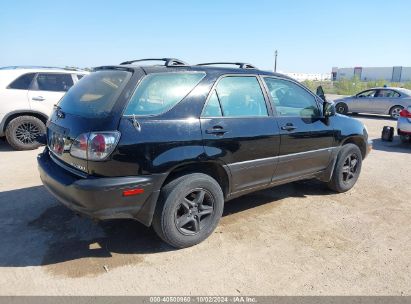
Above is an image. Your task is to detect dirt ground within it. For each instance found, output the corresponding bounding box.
[0,114,410,295]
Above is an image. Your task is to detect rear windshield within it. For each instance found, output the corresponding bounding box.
[58,70,131,118]
[123,72,205,116]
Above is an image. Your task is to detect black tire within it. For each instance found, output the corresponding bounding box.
[152,173,224,248]
[5,116,46,150]
[400,135,410,144]
[389,106,403,119]
[335,103,348,115]
[327,143,362,193]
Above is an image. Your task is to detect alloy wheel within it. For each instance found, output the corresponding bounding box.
[174,188,215,235]
[341,153,359,183]
[391,108,402,119]
[15,122,41,145]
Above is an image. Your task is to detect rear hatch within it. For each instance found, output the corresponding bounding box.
[47,67,144,175]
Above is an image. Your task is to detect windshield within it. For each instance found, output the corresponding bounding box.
[58,70,131,118]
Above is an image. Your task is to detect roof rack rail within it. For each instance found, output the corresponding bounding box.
[119,58,188,67]
[0,66,85,71]
[196,62,257,69]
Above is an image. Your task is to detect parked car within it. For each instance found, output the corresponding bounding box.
[334,87,411,119]
[398,106,411,143]
[0,66,88,150]
[37,58,372,248]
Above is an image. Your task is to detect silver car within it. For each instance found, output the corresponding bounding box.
[334,87,411,119]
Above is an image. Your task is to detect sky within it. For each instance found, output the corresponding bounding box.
[1,0,410,73]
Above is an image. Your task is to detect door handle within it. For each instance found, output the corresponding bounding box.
[206,126,227,135]
[32,96,45,101]
[281,123,296,131]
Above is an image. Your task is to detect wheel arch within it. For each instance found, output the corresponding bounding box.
[388,104,404,115]
[161,161,231,199]
[1,110,48,133]
[341,136,366,159]
[335,101,348,113]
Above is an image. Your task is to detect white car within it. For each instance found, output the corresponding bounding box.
[398,105,411,143]
[0,67,88,150]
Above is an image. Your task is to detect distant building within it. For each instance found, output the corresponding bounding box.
[332,66,411,82]
[282,72,331,82]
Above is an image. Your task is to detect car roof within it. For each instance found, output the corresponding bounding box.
[0,67,89,89]
[0,66,88,74]
[363,87,411,96]
[96,64,294,80]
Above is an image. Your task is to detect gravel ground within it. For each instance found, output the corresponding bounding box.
[0,114,410,295]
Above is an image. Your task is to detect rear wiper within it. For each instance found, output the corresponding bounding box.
[53,104,65,119]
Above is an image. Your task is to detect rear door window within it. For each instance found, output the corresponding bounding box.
[58,70,131,118]
[7,73,36,90]
[203,76,268,117]
[376,89,400,98]
[202,90,223,117]
[33,73,74,92]
[124,72,205,116]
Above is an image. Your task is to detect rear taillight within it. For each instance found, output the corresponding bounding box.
[70,131,120,161]
[399,109,411,118]
[70,133,88,159]
[88,132,120,161]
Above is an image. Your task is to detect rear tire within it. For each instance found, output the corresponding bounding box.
[389,106,403,119]
[152,173,224,248]
[400,134,410,144]
[5,116,46,150]
[327,144,362,193]
[335,103,348,115]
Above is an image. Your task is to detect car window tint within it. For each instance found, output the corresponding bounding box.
[264,77,320,118]
[215,76,268,117]
[357,90,376,98]
[58,70,131,118]
[376,89,400,98]
[203,90,223,117]
[34,73,74,92]
[77,74,85,80]
[124,72,205,116]
[7,73,36,90]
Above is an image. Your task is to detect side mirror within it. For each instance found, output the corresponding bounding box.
[316,85,326,101]
[323,101,336,117]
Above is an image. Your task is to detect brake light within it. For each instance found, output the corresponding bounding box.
[70,131,120,161]
[399,109,411,118]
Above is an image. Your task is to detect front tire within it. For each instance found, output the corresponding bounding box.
[5,116,46,150]
[335,103,348,115]
[152,173,224,248]
[327,144,362,193]
[389,106,403,119]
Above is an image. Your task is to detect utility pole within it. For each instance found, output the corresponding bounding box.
[274,50,278,72]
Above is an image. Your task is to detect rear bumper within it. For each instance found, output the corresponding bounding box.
[398,117,411,134]
[37,149,167,226]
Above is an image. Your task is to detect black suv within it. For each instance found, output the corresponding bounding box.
[38,58,371,248]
